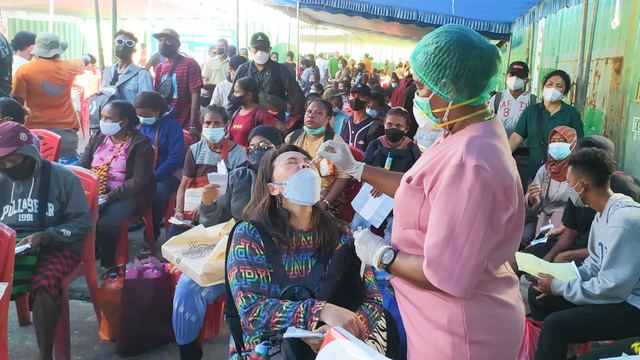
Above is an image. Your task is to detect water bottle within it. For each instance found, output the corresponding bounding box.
[384,153,393,171]
[248,341,271,360]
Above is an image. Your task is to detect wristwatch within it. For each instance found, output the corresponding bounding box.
[380,247,398,271]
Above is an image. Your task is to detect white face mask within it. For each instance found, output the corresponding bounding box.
[253,51,270,65]
[506,76,525,91]
[272,167,321,206]
[100,120,122,136]
[338,64,343,69]
[412,93,437,130]
[543,87,564,102]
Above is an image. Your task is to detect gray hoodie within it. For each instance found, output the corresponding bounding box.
[0,144,92,254]
[552,194,640,309]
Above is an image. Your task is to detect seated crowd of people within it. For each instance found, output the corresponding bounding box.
[1,24,640,360]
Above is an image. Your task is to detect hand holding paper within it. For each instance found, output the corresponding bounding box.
[515,252,581,282]
[207,160,228,196]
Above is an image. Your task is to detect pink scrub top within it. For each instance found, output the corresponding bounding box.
[390,118,526,359]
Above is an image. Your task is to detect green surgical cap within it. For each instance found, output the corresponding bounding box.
[410,24,500,106]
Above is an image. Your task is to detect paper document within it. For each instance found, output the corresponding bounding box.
[168,217,194,227]
[184,187,204,213]
[207,160,228,195]
[516,252,581,282]
[529,237,548,246]
[351,183,394,228]
[0,282,8,299]
[601,354,635,360]
[98,197,107,205]
[15,244,31,254]
[283,327,323,339]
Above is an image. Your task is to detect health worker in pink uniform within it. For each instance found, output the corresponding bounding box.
[318,24,526,360]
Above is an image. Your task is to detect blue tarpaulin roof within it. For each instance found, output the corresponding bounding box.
[264,0,583,39]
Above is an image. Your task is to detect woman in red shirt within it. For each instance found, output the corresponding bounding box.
[227,77,277,147]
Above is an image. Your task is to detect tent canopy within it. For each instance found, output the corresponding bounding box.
[264,0,582,40]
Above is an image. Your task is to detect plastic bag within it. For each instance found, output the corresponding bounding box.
[517,318,543,360]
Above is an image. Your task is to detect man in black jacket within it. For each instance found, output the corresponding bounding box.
[230,32,304,131]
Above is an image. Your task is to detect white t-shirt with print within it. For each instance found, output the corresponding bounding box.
[488,89,536,138]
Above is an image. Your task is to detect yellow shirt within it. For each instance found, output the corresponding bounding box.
[12,58,84,129]
[202,56,230,85]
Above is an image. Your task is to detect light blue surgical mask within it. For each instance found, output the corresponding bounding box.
[332,106,341,114]
[271,168,321,206]
[548,142,572,161]
[366,109,378,118]
[201,127,225,143]
[139,116,157,126]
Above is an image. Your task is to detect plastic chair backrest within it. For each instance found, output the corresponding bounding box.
[349,145,365,162]
[67,166,99,273]
[31,129,62,162]
[183,130,195,154]
[0,222,17,360]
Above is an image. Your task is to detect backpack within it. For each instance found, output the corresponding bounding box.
[157,56,182,103]
[372,137,419,173]
[88,65,144,131]
[224,220,332,360]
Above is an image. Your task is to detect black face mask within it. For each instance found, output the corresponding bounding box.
[217,47,226,56]
[115,44,134,60]
[349,98,366,111]
[200,96,212,107]
[1,157,36,181]
[385,128,405,144]
[159,43,178,57]
[229,94,245,107]
[248,149,268,169]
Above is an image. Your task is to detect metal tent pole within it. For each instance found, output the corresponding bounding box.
[48,0,54,32]
[236,0,240,48]
[296,1,300,81]
[575,0,591,113]
[93,0,105,71]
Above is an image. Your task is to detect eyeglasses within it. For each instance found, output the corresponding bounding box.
[115,39,136,48]
[246,141,274,155]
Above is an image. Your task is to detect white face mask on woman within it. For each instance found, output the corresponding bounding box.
[543,87,564,102]
[100,121,122,136]
[272,168,321,206]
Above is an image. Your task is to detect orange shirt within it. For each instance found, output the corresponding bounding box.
[364,58,373,73]
[12,58,84,129]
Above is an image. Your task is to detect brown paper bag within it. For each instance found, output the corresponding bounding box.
[161,219,235,287]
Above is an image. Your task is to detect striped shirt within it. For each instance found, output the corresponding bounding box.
[154,56,203,129]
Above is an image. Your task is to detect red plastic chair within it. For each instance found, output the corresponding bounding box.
[164,131,196,236]
[196,294,225,347]
[116,147,157,263]
[342,146,366,223]
[0,223,16,360]
[14,167,102,360]
[31,129,62,162]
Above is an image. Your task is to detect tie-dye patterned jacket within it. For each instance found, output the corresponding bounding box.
[227,221,383,359]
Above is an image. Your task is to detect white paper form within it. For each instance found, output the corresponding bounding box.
[207,159,228,196]
[351,183,394,228]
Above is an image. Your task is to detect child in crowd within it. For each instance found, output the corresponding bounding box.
[351,107,421,242]
[531,148,640,360]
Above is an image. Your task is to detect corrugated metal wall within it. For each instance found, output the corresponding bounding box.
[507,0,640,180]
[6,18,89,60]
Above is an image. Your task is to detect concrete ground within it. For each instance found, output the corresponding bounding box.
[7,227,231,360]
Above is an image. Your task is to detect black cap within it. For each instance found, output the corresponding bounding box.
[508,61,529,76]
[229,55,247,70]
[250,32,270,49]
[350,83,371,97]
[10,31,36,51]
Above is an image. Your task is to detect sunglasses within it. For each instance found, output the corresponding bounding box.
[115,39,136,48]
[246,141,274,155]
